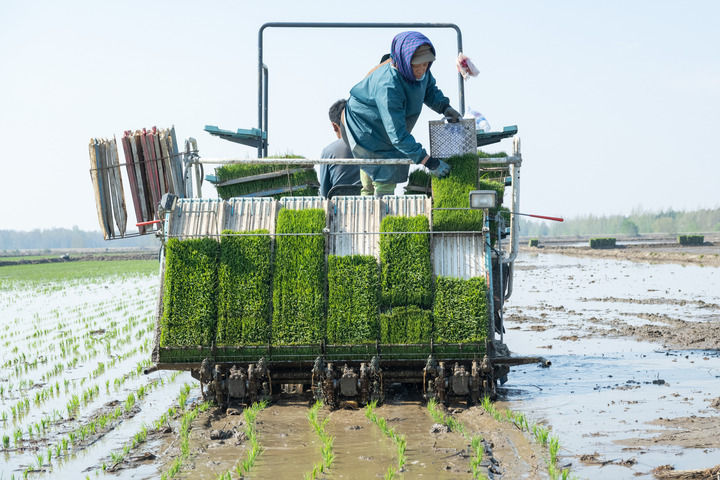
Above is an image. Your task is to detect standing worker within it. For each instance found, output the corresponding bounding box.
[318,99,361,198]
[343,31,462,196]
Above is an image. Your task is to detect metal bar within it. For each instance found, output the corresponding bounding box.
[263,64,268,157]
[198,157,414,165]
[484,210,495,343]
[476,157,522,165]
[166,230,483,238]
[258,22,465,150]
[195,156,521,166]
[504,137,522,302]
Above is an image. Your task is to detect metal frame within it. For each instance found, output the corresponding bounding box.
[258,22,466,157]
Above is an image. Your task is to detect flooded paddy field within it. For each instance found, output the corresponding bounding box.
[502,253,720,479]
[1,251,718,479]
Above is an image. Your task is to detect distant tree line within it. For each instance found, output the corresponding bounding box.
[520,207,720,237]
[0,226,160,251]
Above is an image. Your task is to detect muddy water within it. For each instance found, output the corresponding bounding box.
[327,400,470,479]
[177,395,478,480]
[501,253,720,479]
[252,401,319,478]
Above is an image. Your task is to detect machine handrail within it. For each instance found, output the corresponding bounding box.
[258,22,465,157]
[196,156,521,166]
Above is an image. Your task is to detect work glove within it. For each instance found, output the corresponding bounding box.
[425,156,451,178]
[443,106,461,123]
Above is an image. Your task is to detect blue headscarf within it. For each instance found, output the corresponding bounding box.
[390,31,435,84]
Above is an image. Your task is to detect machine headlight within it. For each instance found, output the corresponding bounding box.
[468,190,496,209]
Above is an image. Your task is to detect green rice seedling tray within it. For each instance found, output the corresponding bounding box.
[380,306,432,344]
[379,215,433,308]
[272,208,326,345]
[214,158,318,199]
[327,255,380,344]
[432,154,504,232]
[216,229,273,346]
[433,276,489,343]
[159,238,219,347]
[678,235,704,246]
[405,169,432,195]
[589,238,616,249]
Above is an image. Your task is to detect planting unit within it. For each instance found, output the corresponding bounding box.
[148,138,545,408]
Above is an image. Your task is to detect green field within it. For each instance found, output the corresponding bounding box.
[0,259,158,284]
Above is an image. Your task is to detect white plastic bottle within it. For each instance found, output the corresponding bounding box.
[464,107,491,132]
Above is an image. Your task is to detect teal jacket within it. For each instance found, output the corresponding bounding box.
[345,63,450,183]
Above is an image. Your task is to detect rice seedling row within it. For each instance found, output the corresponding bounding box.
[160,398,212,480]
[427,399,487,480]
[98,377,187,474]
[2,316,155,437]
[303,401,334,480]
[365,401,406,480]
[8,371,183,480]
[0,268,168,478]
[480,396,576,480]
[213,400,267,480]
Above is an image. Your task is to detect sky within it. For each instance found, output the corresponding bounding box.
[1,0,718,232]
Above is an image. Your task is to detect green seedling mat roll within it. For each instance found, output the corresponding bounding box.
[379,215,433,308]
[433,276,489,343]
[160,238,219,347]
[327,255,380,344]
[216,229,272,346]
[272,208,326,345]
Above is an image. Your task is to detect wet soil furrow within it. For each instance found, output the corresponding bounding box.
[250,402,317,479]
[324,407,393,479]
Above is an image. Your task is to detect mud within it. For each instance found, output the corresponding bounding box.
[159,391,548,480]
[520,240,720,267]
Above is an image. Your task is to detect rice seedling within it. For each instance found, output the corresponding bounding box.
[365,401,407,478]
[431,153,505,232]
[304,401,334,479]
[160,399,211,480]
[427,399,485,479]
[589,237,616,249]
[480,396,573,480]
[213,400,268,479]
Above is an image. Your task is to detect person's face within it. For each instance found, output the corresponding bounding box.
[412,62,429,80]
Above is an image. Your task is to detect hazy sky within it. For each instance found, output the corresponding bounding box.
[1,1,718,232]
